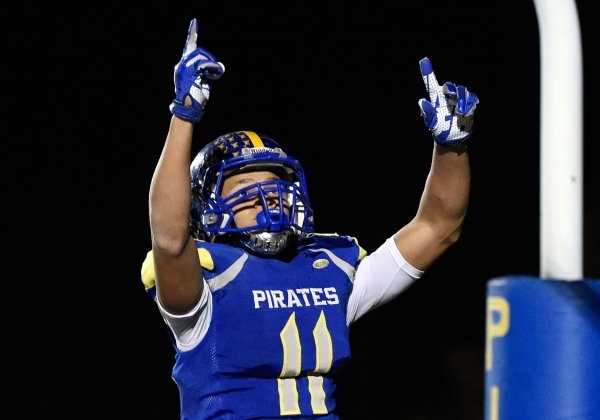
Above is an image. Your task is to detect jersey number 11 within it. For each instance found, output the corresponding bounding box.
[278,311,333,415]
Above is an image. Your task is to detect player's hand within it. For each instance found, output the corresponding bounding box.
[170,18,225,123]
[418,57,479,148]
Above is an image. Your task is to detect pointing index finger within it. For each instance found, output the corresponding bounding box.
[419,57,440,101]
[183,18,198,56]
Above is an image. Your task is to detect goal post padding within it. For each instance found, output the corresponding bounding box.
[485,276,600,420]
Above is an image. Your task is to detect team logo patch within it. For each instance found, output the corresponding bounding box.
[313,259,329,269]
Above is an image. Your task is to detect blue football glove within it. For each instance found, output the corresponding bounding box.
[169,18,225,122]
[418,57,479,147]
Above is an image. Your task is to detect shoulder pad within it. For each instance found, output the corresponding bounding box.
[352,237,368,261]
[310,233,367,261]
[140,247,214,290]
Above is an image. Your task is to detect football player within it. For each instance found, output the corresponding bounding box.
[142,18,478,419]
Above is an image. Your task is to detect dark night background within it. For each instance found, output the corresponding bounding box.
[9,0,600,419]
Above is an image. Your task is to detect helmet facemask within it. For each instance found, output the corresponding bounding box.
[190,132,314,255]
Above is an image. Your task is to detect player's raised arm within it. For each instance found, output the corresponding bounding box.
[394,58,479,271]
[149,19,224,314]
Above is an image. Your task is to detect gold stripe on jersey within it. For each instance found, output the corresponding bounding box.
[140,247,214,290]
[243,131,265,148]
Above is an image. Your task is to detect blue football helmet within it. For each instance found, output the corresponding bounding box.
[190,131,314,254]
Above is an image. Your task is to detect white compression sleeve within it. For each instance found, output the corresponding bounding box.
[346,237,423,325]
[156,280,213,352]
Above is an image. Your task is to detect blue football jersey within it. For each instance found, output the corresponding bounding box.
[143,234,365,419]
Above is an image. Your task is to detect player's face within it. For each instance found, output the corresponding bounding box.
[221,171,290,229]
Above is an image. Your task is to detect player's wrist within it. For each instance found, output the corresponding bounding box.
[432,132,472,148]
[170,103,203,123]
[171,113,197,127]
[434,142,469,154]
